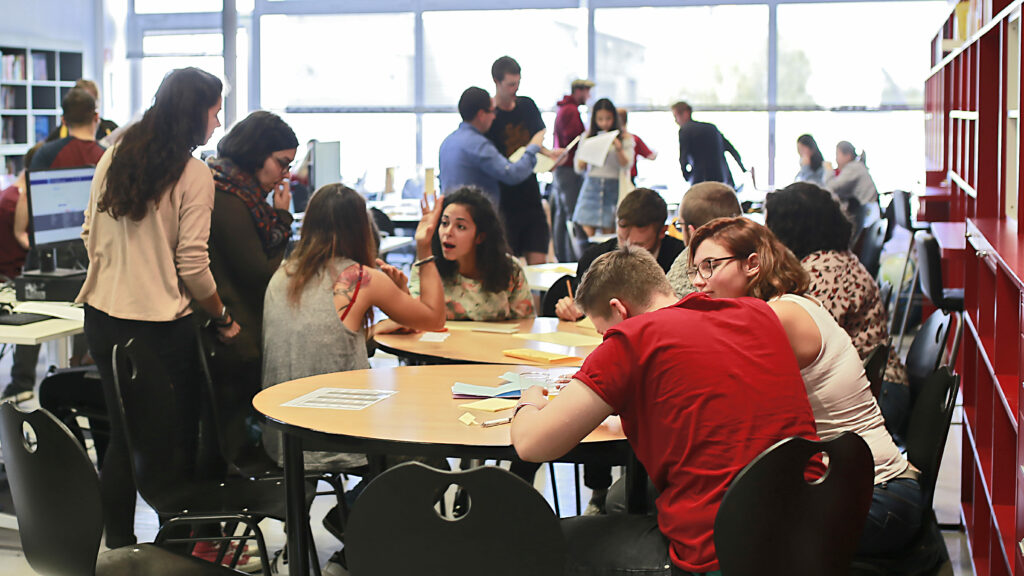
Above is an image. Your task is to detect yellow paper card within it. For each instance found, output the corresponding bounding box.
[445,321,520,334]
[576,317,596,331]
[502,348,582,365]
[458,398,518,412]
[458,412,478,426]
[513,332,603,347]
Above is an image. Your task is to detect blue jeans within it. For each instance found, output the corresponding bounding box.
[858,477,925,555]
[552,166,584,262]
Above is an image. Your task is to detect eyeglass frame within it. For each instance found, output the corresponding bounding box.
[687,255,745,280]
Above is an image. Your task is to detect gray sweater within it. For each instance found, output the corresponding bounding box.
[261,257,369,471]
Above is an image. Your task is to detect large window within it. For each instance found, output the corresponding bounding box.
[593,5,769,108]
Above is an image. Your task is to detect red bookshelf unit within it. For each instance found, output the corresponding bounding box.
[927,2,1024,574]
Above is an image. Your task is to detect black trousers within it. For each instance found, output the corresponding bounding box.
[84,305,204,548]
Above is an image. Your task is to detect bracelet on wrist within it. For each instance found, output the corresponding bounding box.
[413,255,436,267]
[513,401,541,420]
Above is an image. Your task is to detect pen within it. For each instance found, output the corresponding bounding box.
[481,416,513,428]
[566,279,574,301]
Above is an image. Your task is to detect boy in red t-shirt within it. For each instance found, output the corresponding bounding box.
[511,245,819,575]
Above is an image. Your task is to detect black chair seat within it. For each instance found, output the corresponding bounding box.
[97,543,243,576]
[144,476,316,521]
[939,288,964,312]
[541,274,578,318]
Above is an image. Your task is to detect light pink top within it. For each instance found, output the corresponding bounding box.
[76,148,217,321]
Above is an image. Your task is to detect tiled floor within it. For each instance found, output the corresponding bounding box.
[0,340,978,575]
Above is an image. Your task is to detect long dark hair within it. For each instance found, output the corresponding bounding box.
[588,98,622,139]
[765,182,853,260]
[98,67,222,220]
[217,110,298,174]
[286,184,377,309]
[432,187,514,294]
[797,133,824,171]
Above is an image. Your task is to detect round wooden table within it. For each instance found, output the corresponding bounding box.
[254,364,633,576]
[524,262,579,292]
[374,317,602,366]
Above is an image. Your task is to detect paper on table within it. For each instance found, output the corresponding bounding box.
[419,332,450,343]
[458,398,518,412]
[513,332,603,347]
[502,348,582,365]
[509,146,555,174]
[576,130,620,166]
[451,381,521,399]
[458,412,478,426]
[445,321,519,334]
[576,317,596,331]
[282,388,396,410]
[12,301,83,322]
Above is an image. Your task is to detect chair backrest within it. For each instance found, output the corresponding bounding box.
[851,201,881,249]
[369,207,395,236]
[904,311,952,402]
[913,231,946,309]
[891,190,915,231]
[904,366,958,508]
[863,343,890,398]
[346,462,565,576]
[878,280,894,321]
[856,219,888,280]
[111,339,202,512]
[714,432,874,576]
[566,220,590,262]
[540,274,578,318]
[0,403,102,576]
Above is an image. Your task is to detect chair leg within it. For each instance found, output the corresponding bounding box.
[308,521,322,576]
[894,263,920,356]
[575,464,582,516]
[547,462,561,516]
[890,234,916,333]
[948,311,964,368]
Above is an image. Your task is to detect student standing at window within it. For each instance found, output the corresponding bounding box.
[76,67,239,548]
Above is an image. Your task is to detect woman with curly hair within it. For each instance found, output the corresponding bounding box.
[76,67,237,548]
[405,186,534,321]
[687,217,923,556]
[765,182,910,435]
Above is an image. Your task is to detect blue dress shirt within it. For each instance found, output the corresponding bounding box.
[438,122,539,205]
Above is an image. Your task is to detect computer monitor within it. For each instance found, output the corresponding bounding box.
[25,165,94,250]
[311,141,341,191]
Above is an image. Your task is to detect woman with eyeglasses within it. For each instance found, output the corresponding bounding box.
[203,110,299,446]
[686,216,924,556]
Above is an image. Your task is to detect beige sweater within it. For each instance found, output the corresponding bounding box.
[76,148,217,321]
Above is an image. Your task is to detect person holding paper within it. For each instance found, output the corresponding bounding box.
[511,245,820,575]
[438,86,543,207]
[486,56,562,266]
[573,98,633,237]
[552,78,593,262]
[672,101,744,187]
[404,187,535,322]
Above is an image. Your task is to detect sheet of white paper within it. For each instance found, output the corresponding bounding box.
[576,130,620,167]
[509,146,555,174]
[12,301,84,322]
[419,332,451,342]
[282,388,396,410]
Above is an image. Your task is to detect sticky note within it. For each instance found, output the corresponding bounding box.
[458,412,477,426]
[419,332,450,342]
[502,348,582,365]
[458,398,518,412]
[513,332,603,347]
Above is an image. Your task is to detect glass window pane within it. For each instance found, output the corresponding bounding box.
[260,14,414,109]
[777,2,949,107]
[423,9,587,108]
[275,113,417,192]
[594,6,768,107]
[135,0,222,13]
[774,111,926,192]
[143,33,223,56]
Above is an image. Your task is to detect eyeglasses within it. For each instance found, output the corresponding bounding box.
[273,156,293,173]
[687,255,744,280]
[672,218,686,233]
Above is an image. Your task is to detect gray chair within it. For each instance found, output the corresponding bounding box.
[346,462,565,575]
[714,432,874,576]
[0,402,241,576]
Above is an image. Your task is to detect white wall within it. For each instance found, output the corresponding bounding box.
[0,0,98,78]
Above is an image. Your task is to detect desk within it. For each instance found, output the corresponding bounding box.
[367,199,422,229]
[375,317,601,366]
[254,364,633,576]
[378,236,414,256]
[524,263,578,292]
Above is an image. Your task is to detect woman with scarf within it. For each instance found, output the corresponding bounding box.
[204,110,298,450]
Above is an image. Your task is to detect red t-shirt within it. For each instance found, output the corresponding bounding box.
[573,292,820,573]
[630,134,654,180]
[0,185,26,279]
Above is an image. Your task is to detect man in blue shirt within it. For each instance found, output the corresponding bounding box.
[439,86,544,206]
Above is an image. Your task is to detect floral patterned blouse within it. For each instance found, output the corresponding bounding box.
[801,250,908,386]
[410,255,535,321]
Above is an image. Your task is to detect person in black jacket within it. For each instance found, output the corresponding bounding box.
[672,101,744,187]
[554,187,684,322]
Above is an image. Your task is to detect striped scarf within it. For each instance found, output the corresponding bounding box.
[207,156,291,253]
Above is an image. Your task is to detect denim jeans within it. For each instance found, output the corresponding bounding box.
[858,477,925,555]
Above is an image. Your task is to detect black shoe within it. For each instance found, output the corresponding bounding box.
[1,386,33,403]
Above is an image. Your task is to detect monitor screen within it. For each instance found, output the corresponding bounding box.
[26,165,95,248]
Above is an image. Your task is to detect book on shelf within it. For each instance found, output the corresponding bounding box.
[31,53,48,81]
[0,53,26,82]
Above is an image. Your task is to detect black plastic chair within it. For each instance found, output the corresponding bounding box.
[540,274,578,318]
[0,402,241,576]
[889,190,931,334]
[851,201,881,253]
[850,367,959,575]
[346,462,565,576]
[368,207,395,237]
[856,218,888,280]
[904,311,953,406]
[714,432,874,576]
[863,343,890,399]
[37,366,109,464]
[912,231,965,365]
[878,280,894,320]
[566,221,590,262]
[111,339,321,576]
